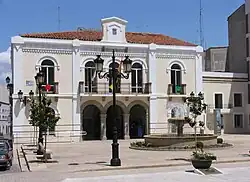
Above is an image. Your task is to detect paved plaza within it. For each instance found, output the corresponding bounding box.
[3,134,250,181]
[0,162,250,182]
[19,134,250,173]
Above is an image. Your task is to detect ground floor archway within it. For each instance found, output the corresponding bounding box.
[129,104,147,139]
[106,105,124,140]
[82,105,101,140]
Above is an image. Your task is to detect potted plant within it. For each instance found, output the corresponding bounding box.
[191,142,216,169]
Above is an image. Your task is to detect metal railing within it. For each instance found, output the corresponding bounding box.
[13,124,86,144]
[36,82,59,94]
[167,84,186,95]
[207,104,233,109]
[79,82,152,95]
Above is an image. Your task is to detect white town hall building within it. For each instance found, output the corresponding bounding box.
[10,17,248,143]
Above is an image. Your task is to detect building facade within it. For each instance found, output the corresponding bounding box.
[204,47,229,72]
[10,15,250,143]
[0,101,10,135]
[0,85,10,136]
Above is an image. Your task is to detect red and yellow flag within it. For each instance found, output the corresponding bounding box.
[109,58,123,91]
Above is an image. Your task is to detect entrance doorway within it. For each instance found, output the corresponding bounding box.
[129,105,147,139]
[106,105,124,140]
[82,105,101,140]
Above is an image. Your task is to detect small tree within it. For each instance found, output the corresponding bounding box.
[184,91,207,150]
[29,94,60,154]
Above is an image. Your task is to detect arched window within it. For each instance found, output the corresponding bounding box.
[84,61,97,93]
[41,60,55,85]
[170,64,182,94]
[109,62,121,93]
[41,60,55,93]
[131,63,143,93]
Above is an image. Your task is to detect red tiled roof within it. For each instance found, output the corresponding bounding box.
[21,30,196,47]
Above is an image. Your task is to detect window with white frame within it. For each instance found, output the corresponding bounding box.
[41,60,55,92]
[131,63,143,93]
[112,28,117,35]
[170,64,182,94]
[234,93,243,107]
[234,114,243,128]
[214,93,223,109]
[84,61,97,93]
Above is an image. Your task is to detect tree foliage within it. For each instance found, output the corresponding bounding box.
[29,95,60,132]
[184,93,207,128]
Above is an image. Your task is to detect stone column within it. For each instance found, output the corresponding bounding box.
[123,114,130,139]
[148,44,158,134]
[100,114,107,140]
[72,39,81,141]
[11,36,25,140]
[145,111,149,135]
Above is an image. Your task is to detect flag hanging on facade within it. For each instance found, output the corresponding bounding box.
[109,58,123,92]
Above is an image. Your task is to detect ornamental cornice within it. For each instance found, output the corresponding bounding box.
[80,51,147,58]
[156,53,196,59]
[22,48,72,55]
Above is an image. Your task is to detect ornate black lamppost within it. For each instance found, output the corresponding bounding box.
[5,77,13,147]
[34,71,45,147]
[94,49,132,166]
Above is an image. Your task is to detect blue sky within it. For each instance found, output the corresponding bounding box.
[0,0,245,82]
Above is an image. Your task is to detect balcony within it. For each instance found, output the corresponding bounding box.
[40,82,59,94]
[207,104,233,114]
[79,82,151,95]
[167,84,186,96]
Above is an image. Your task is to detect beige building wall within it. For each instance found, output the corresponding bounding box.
[203,72,248,134]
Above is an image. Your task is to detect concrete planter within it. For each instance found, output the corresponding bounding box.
[191,159,212,169]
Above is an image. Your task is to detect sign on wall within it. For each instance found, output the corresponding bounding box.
[26,80,34,86]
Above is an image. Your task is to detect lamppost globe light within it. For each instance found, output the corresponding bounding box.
[198,92,204,100]
[36,72,45,84]
[94,55,104,72]
[5,76,10,84]
[17,90,23,101]
[29,90,34,99]
[123,56,132,73]
[190,91,195,97]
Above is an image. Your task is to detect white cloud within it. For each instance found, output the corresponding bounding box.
[0,47,11,64]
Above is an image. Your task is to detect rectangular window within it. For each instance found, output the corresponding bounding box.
[214,94,223,109]
[247,38,249,57]
[248,63,250,80]
[246,14,249,33]
[248,84,250,104]
[234,93,243,107]
[234,114,243,128]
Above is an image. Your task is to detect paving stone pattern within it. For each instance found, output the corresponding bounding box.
[62,167,250,182]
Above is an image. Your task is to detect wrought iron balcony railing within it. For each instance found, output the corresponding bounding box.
[207,104,233,109]
[167,84,186,95]
[79,82,151,95]
[39,82,59,94]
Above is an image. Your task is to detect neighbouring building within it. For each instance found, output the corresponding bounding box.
[204,47,229,72]
[10,14,250,144]
[0,85,10,136]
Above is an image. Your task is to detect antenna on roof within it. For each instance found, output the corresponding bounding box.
[199,0,205,49]
[57,4,61,31]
